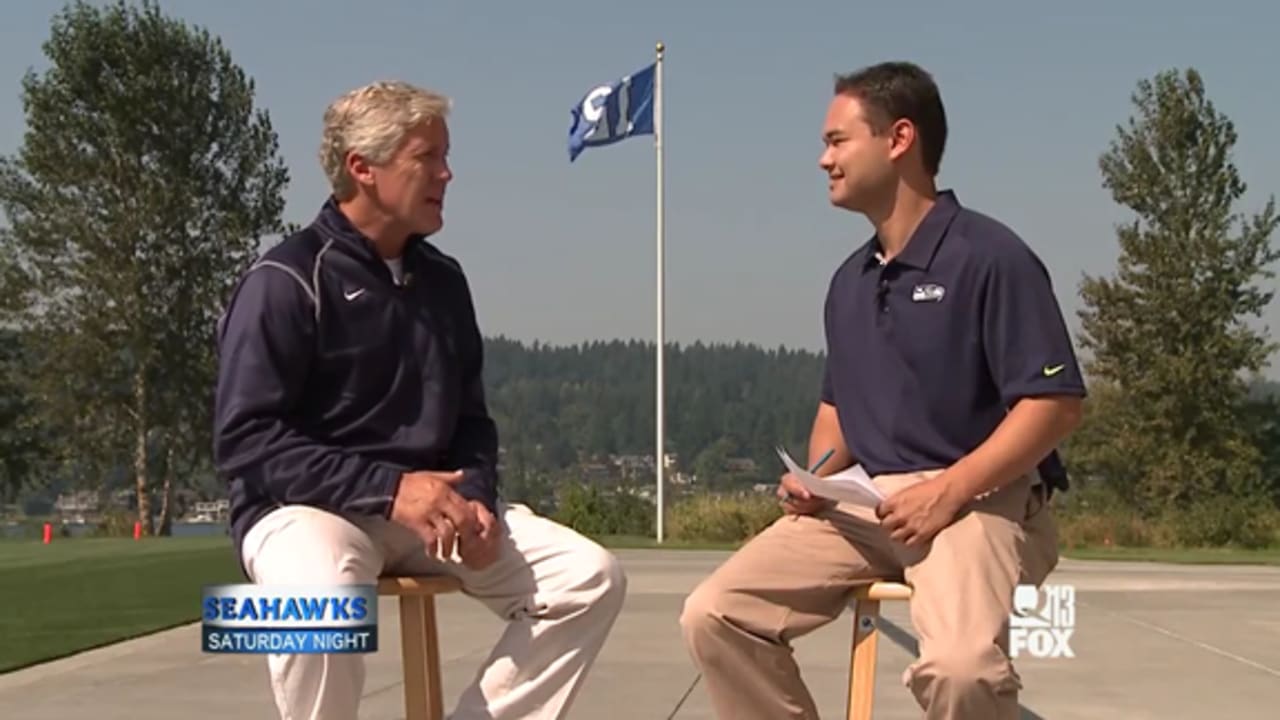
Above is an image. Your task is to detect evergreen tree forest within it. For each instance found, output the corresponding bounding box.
[483,337,826,489]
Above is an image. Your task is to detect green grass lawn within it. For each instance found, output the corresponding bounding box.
[0,536,242,673]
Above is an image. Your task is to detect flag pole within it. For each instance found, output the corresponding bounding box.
[654,40,666,544]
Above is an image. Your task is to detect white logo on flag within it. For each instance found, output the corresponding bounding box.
[582,85,612,123]
[581,76,634,141]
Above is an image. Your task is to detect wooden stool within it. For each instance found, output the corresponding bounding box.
[847,580,914,720]
[378,575,464,720]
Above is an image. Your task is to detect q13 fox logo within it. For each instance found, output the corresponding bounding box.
[1009,583,1075,659]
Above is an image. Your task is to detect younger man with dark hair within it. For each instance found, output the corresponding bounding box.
[680,61,1085,720]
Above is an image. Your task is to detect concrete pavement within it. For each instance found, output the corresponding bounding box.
[2,550,1279,718]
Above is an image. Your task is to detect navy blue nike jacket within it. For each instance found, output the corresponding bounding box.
[213,198,500,569]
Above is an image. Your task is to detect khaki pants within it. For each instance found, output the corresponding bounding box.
[680,471,1059,720]
[241,501,627,720]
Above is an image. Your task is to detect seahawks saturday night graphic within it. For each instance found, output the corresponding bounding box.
[201,584,379,654]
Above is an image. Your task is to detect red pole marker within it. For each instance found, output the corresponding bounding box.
[133,521,142,540]
[43,522,52,544]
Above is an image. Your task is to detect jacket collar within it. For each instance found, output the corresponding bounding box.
[312,196,426,266]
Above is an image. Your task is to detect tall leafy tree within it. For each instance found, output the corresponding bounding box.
[1244,378,1280,506]
[0,0,289,533]
[0,329,47,505]
[1074,68,1279,524]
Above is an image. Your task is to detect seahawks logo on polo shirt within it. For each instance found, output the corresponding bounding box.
[911,283,946,302]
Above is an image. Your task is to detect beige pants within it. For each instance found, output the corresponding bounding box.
[240,501,627,720]
[680,471,1059,720]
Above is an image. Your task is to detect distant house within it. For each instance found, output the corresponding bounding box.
[54,490,100,515]
[185,499,230,523]
[109,488,134,509]
[581,463,612,481]
[608,454,648,480]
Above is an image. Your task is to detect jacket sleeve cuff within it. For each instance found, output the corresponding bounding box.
[454,466,498,511]
[370,463,404,519]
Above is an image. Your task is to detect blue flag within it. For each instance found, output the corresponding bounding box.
[567,62,655,161]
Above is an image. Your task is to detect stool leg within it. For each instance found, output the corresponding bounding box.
[847,598,880,720]
[399,595,445,720]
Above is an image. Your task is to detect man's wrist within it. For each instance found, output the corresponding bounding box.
[936,467,978,513]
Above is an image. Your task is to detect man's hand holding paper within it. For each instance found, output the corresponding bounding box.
[776,471,829,515]
[774,447,885,509]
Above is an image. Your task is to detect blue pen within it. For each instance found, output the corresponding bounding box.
[809,449,835,474]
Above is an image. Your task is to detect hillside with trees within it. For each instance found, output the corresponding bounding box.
[483,337,825,502]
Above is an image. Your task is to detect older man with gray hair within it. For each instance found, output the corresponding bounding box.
[213,80,626,720]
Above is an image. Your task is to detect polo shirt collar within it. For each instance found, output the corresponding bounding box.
[862,190,962,271]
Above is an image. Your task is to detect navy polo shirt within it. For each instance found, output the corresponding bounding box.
[820,190,1086,483]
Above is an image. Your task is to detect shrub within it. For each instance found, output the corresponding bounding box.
[1160,498,1278,549]
[1054,480,1280,550]
[92,510,138,538]
[552,483,654,537]
[668,493,782,544]
[1055,511,1164,549]
[1054,481,1161,548]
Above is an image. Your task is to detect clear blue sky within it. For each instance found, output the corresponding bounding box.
[3,0,1279,379]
